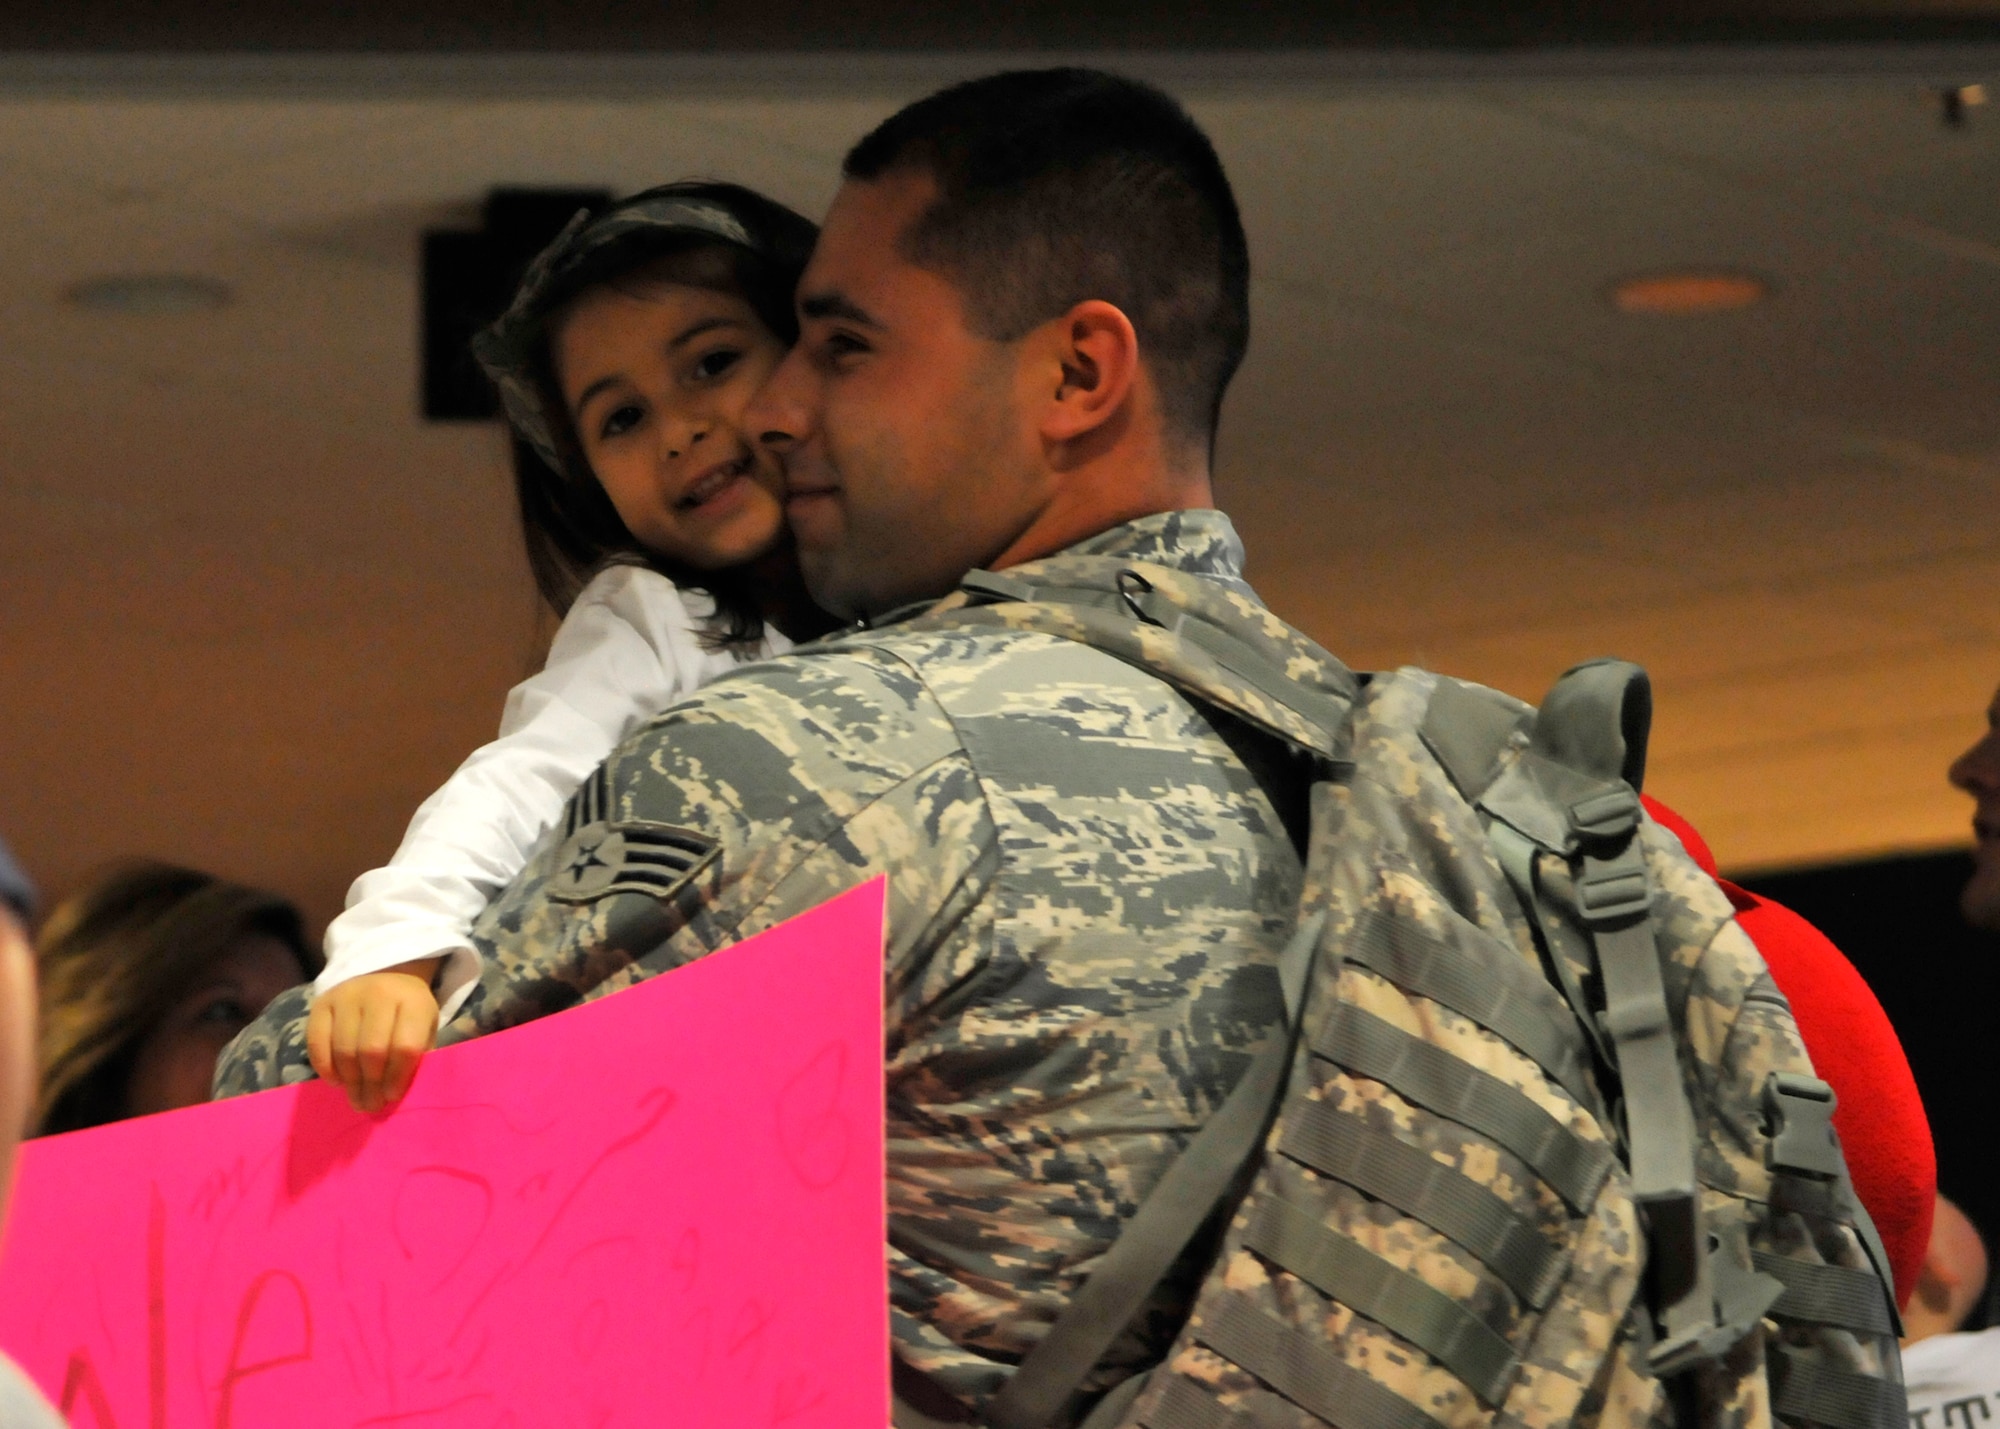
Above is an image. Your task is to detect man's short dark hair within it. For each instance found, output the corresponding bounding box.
[845,68,1250,449]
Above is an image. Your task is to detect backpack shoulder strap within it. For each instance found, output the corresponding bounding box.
[1462,658,1785,1375]
[914,562,1359,771]
[1418,675,1532,803]
[983,914,1325,1429]
[900,565,1346,1429]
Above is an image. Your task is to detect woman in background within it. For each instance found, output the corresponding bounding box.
[33,860,315,1135]
[0,834,63,1427]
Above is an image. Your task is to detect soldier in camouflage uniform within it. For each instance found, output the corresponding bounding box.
[217,69,1296,1416]
[222,68,1912,1429]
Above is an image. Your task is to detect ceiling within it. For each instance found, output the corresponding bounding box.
[0,52,1994,933]
[2,0,1998,52]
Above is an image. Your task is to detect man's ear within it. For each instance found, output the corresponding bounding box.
[1038,300,1140,449]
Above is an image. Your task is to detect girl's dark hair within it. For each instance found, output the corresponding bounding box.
[33,861,316,1136]
[500,183,818,648]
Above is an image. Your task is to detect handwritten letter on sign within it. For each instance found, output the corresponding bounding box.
[0,879,888,1428]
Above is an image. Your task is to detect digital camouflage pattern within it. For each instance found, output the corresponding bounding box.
[910,564,1900,1428]
[217,508,1901,1428]
[217,510,1301,1410]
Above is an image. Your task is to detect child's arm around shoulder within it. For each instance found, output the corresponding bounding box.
[315,566,740,1110]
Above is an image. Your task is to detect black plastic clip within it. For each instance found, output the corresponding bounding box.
[1116,569,1183,632]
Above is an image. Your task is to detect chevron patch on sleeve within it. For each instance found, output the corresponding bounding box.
[545,820,720,905]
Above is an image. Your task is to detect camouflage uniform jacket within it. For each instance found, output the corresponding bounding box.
[216,509,1299,1412]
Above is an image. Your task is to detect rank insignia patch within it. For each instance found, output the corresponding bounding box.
[546,820,719,905]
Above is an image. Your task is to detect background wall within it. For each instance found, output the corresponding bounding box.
[0,13,1993,1270]
[1,52,1992,931]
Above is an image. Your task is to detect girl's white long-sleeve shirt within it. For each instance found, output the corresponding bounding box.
[317,565,790,1019]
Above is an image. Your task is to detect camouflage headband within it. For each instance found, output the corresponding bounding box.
[470,191,756,475]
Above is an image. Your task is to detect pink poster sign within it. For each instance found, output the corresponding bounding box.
[0,878,888,1429]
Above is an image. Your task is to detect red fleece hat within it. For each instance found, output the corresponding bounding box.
[1642,797,1935,1305]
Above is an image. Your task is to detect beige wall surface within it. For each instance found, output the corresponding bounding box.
[0,60,1992,931]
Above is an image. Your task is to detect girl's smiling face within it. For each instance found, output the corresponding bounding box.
[553,276,790,572]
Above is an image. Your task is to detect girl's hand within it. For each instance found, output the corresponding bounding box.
[307,958,443,1113]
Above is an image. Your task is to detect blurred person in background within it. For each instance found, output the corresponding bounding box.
[1931,686,2000,1341]
[33,861,316,1136]
[0,835,66,1426]
[1905,1195,1989,1343]
[1883,684,2000,1422]
[1949,682,2000,934]
[1902,1194,2000,1421]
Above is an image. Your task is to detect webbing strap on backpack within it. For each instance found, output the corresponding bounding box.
[1759,1073,1908,1424]
[1763,1072,1903,1340]
[1426,661,1784,1375]
[954,567,1357,766]
[896,568,1351,1429]
[923,580,1726,1423]
[901,572,1897,1428]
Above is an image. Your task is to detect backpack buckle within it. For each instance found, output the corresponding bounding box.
[1575,843,1651,928]
[1568,787,1641,845]
[1764,1073,1842,1180]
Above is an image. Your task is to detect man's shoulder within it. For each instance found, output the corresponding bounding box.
[624,633,951,749]
[827,617,1188,706]
[596,635,976,820]
[652,619,1175,724]
[602,618,1205,812]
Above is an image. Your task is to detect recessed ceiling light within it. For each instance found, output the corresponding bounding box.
[1943,83,1988,128]
[1610,270,1770,316]
[64,274,232,315]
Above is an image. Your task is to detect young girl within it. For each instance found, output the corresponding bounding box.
[310,182,828,1113]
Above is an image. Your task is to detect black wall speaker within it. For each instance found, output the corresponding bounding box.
[421,187,613,421]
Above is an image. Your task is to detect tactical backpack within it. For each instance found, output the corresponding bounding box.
[897,555,1905,1429]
